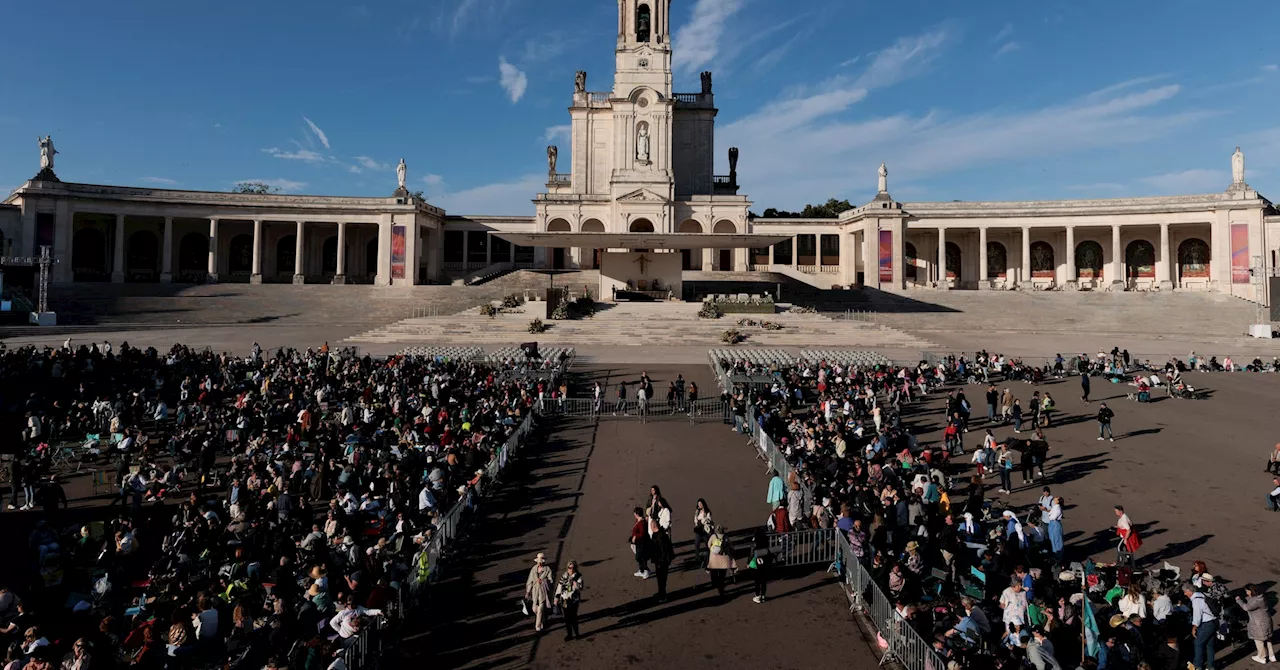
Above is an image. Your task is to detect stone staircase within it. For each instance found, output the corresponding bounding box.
[860,290,1259,339]
[346,301,939,348]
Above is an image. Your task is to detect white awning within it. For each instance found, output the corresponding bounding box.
[494,232,791,249]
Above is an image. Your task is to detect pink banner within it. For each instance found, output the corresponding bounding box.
[878,230,893,283]
[391,225,406,279]
[1231,223,1249,284]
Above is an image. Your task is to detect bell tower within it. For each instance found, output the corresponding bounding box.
[614,0,672,98]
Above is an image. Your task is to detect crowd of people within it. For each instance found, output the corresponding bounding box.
[721,350,1277,670]
[0,340,555,670]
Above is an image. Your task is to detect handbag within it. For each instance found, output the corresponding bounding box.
[747,556,758,570]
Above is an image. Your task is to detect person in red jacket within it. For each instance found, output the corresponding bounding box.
[770,500,791,534]
[629,507,651,579]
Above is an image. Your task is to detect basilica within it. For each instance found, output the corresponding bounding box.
[3,0,1277,306]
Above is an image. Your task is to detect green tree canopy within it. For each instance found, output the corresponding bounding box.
[231,181,281,194]
[757,198,854,219]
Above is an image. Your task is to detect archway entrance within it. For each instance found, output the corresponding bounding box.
[944,241,961,280]
[552,248,566,270]
[986,242,1007,278]
[713,220,736,271]
[178,232,208,280]
[1030,241,1055,279]
[1075,241,1104,280]
[548,218,572,269]
[1177,238,1210,282]
[277,235,296,278]
[228,234,253,275]
[72,228,109,282]
[1125,240,1155,280]
[126,231,159,281]
[322,236,339,274]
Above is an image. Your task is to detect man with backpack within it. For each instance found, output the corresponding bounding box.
[1184,584,1219,670]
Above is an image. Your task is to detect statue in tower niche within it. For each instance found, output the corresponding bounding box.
[636,124,650,164]
[574,70,586,94]
[1232,146,1245,185]
[701,71,712,95]
[547,145,558,174]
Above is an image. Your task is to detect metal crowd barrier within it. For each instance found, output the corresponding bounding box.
[766,527,841,567]
[536,396,731,423]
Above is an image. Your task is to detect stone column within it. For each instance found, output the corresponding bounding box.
[1158,222,1172,291]
[293,221,306,284]
[1110,224,1123,289]
[1065,226,1077,290]
[332,222,347,284]
[978,227,988,289]
[862,225,878,289]
[206,218,220,283]
[791,235,799,270]
[462,232,470,269]
[112,214,126,283]
[250,219,263,283]
[937,227,947,288]
[160,216,174,283]
[1021,226,1031,289]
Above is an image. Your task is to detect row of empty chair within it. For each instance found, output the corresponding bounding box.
[798,350,892,367]
[399,346,485,361]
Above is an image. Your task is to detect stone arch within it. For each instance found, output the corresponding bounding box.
[547,218,572,232]
[677,219,702,233]
[126,230,159,279]
[636,3,651,43]
[905,242,919,281]
[713,220,737,233]
[1125,239,1155,278]
[73,228,109,281]
[1075,241,1104,279]
[277,235,296,275]
[322,236,339,274]
[629,218,655,233]
[987,242,1008,278]
[1030,241,1055,278]
[581,219,606,232]
[1177,238,1210,279]
[228,234,253,275]
[177,232,208,277]
[944,241,961,279]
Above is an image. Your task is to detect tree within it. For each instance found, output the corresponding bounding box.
[231,181,281,194]
[410,190,425,200]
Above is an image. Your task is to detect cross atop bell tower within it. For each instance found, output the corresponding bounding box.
[614,0,672,98]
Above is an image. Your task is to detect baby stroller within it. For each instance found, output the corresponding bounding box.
[1170,382,1204,400]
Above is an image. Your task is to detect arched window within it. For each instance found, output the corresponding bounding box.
[677,220,702,233]
[1030,241,1055,278]
[582,219,606,232]
[277,235,296,275]
[944,241,962,279]
[322,236,339,274]
[986,242,1007,278]
[178,232,208,278]
[547,218,572,232]
[73,228,109,281]
[905,242,918,281]
[228,234,253,275]
[1075,241,1104,279]
[636,3,651,42]
[1177,238,1210,278]
[629,219,655,233]
[713,220,736,234]
[1125,240,1155,278]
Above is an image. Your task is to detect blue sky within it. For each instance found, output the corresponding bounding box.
[2,0,1279,214]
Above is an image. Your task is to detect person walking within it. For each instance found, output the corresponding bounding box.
[766,470,785,509]
[705,524,736,597]
[650,518,675,602]
[1185,584,1218,670]
[1235,584,1277,663]
[998,444,1015,495]
[1042,495,1065,562]
[1096,403,1115,442]
[985,384,999,423]
[749,527,772,604]
[554,560,584,641]
[1011,399,1024,433]
[614,382,627,416]
[1081,373,1091,403]
[692,499,714,567]
[524,552,554,633]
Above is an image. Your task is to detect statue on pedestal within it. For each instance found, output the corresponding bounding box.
[39,136,57,171]
[877,162,888,194]
[636,125,650,163]
[397,158,407,189]
[574,71,586,94]
[1232,146,1245,185]
[701,71,712,95]
[547,145,558,174]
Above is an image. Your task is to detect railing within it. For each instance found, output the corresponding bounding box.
[410,305,447,318]
[818,265,839,274]
[537,396,730,423]
[829,309,876,323]
[548,173,571,185]
[587,91,610,105]
[712,175,732,185]
[747,403,945,670]
[797,264,818,274]
[674,93,701,103]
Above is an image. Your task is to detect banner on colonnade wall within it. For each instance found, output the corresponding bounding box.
[1231,223,1249,284]
[391,225,406,279]
[878,230,893,283]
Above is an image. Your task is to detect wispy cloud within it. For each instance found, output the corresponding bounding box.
[303,116,330,151]
[1263,64,1279,72]
[235,178,308,194]
[348,156,391,174]
[263,147,329,164]
[422,174,444,187]
[544,125,571,143]
[995,41,1020,57]
[1140,168,1223,193]
[756,29,808,70]
[838,55,862,69]
[992,23,1014,43]
[856,26,953,89]
[139,177,179,186]
[674,0,746,74]
[430,173,543,214]
[498,57,527,103]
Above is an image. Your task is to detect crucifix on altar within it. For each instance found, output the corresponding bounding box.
[633,253,651,275]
